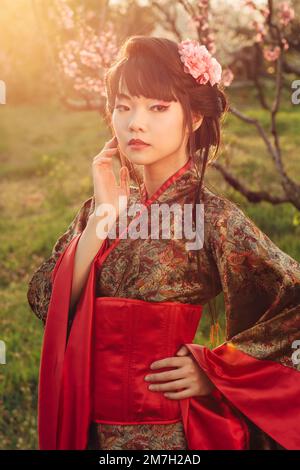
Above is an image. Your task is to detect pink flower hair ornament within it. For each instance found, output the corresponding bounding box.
[178,39,222,87]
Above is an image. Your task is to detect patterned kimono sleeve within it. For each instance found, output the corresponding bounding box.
[185,199,300,450]
[209,200,300,367]
[27,196,95,327]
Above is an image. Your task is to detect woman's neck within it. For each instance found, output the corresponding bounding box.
[142,154,191,199]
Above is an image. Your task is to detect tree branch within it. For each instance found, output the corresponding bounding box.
[151,1,182,41]
[211,161,290,204]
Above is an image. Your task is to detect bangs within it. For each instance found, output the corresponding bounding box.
[105,55,179,112]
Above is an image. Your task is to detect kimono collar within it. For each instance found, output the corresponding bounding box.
[137,156,199,206]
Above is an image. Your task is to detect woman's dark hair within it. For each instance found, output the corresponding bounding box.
[104,35,229,346]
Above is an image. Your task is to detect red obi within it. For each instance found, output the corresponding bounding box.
[92,296,202,425]
[39,234,251,450]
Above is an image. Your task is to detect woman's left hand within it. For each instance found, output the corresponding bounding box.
[144,345,216,400]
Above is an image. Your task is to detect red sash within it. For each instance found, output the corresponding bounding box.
[38,234,249,449]
[92,296,202,425]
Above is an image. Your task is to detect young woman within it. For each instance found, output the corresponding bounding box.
[27,36,300,451]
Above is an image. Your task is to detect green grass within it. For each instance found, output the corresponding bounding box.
[1,90,300,449]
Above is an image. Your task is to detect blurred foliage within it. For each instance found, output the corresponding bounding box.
[0,0,157,104]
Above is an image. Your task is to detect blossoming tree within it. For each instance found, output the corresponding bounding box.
[35,0,300,211]
[151,0,300,211]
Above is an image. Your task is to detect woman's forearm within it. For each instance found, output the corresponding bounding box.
[69,213,111,312]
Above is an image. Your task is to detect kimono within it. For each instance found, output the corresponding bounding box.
[27,157,300,450]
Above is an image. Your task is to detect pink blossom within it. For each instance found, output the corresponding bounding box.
[281,37,289,51]
[221,68,234,87]
[191,2,215,54]
[198,0,209,8]
[260,7,270,19]
[251,20,267,43]
[263,46,281,62]
[255,32,264,43]
[54,0,74,30]
[178,39,222,86]
[277,1,295,26]
[243,0,257,10]
[56,13,118,99]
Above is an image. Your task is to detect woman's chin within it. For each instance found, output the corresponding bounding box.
[126,153,155,166]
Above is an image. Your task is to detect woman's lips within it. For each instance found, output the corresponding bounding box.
[128,142,151,150]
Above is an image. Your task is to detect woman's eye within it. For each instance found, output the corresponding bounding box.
[115,104,169,112]
[152,105,169,112]
[115,104,128,111]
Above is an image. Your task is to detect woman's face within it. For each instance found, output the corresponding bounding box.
[111,81,202,166]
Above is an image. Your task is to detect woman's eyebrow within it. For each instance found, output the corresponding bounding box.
[116,93,170,104]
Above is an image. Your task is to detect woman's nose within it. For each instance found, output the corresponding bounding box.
[128,112,148,131]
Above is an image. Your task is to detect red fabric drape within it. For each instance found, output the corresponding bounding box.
[38,227,300,450]
[38,234,108,449]
[38,233,250,450]
[184,342,300,450]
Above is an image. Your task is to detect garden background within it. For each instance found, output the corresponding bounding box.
[0,0,299,449]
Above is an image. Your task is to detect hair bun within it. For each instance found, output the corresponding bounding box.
[216,90,227,115]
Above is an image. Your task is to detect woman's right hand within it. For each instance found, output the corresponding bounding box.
[92,136,130,228]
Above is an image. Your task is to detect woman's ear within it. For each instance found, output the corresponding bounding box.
[192,114,203,132]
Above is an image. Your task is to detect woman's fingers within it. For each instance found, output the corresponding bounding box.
[93,149,118,169]
[91,136,131,214]
[103,135,118,149]
[94,148,117,159]
[119,166,130,197]
[148,378,189,392]
[93,137,118,164]
[176,345,190,356]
